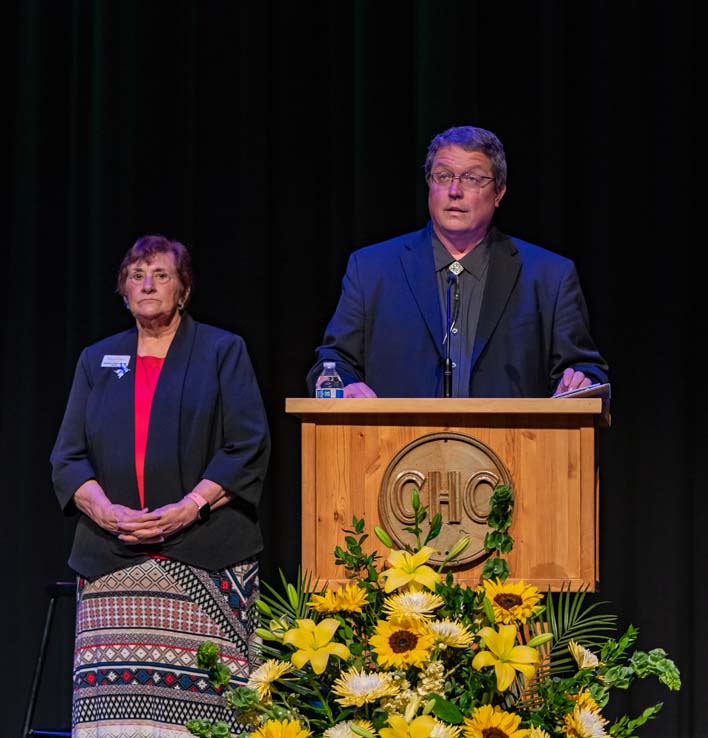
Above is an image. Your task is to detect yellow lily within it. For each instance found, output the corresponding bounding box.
[380,546,441,593]
[379,714,436,738]
[282,618,351,675]
[472,624,540,691]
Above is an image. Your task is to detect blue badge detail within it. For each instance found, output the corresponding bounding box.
[114,363,131,379]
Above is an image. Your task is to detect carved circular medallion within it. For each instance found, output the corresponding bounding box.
[378,431,512,568]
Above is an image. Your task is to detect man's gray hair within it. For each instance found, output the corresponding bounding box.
[424,125,507,189]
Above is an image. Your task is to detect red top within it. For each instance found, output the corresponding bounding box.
[134,355,165,508]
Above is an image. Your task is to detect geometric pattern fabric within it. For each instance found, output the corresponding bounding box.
[72,556,260,736]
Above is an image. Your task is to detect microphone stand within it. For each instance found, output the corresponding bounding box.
[443,273,456,397]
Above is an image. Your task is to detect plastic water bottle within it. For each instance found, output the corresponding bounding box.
[315,361,344,398]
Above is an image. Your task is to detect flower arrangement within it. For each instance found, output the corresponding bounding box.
[187,486,680,738]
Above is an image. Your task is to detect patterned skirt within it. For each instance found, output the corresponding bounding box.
[72,556,260,738]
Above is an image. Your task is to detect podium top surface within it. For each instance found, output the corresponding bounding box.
[286,397,610,426]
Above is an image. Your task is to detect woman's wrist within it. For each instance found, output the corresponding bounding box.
[184,491,211,521]
[185,491,208,508]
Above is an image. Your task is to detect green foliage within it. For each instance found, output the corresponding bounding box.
[609,704,665,738]
[184,719,231,738]
[334,516,382,587]
[480,484,514,581]
[197,642,232,690]
[481,555,510,582]
[428,693,464,724]
[486,484,514,531]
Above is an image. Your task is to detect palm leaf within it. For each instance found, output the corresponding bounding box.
[543,586,617,664]
[259,566,321,622]
[517,585,618,707]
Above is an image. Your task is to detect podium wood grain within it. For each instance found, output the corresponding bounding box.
[287,398,607,592]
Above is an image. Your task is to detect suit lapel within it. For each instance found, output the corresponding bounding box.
[143,314,197,505]
[400,224,445,359]
[470,230,520,370]
[96,329,140,503]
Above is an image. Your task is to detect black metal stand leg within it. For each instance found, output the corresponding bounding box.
[21,582,75,738]
[21,595,57,738]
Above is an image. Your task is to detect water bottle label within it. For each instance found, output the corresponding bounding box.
[315,388,344,398]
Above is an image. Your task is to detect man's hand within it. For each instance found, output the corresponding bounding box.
[553,367,593,396]
[344,381,378,398]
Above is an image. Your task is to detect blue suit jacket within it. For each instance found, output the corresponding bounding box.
[307,224,608,397]
[50,314,271,579]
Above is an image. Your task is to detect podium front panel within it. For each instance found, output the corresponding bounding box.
[288,399,604,592]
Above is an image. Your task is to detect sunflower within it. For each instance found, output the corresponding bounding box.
[462,705,529,738]
[380,546,441,593]
[246,659,294,701]
[251,718,313,738]
[379,714,437,738]
[481,578,543,625]
[323,719,375,738]
[331,667,399,707]
[370,616,436,669]
[383,591,445,620]
[282,618,350,675]
[472,624,540,691]
[428,619,474,648]
[562,705,609,738]
[309,582,369,614]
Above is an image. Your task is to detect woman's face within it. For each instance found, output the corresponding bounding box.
[123,251,188,324]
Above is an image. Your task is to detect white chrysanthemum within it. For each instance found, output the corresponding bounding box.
[323,720,374,738]
[428,619,474,648]
[332,667,399,707]
[246,659,293,701]
[429,720,462,738]
[563,706,609,737]
[383,590,444,619]
[569,640,600,669]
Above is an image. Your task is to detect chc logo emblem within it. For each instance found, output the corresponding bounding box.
[378,432,512,568]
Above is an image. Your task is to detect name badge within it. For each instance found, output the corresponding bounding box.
[102,354,131,378]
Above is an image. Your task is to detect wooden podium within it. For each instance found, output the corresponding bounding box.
[285,397,609,592]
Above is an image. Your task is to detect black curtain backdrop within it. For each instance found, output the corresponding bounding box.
[3,2,704,737]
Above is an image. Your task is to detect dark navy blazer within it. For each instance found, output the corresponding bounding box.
[51,314,271,579]
[307,224,608,398]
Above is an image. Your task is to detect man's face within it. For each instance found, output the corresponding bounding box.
[427,145,506,247]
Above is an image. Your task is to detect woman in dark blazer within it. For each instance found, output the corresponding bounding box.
[50,234,270,737]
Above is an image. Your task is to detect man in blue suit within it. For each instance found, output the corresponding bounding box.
[307,125,608,398]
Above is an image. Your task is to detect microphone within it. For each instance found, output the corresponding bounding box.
[443,270,459,398]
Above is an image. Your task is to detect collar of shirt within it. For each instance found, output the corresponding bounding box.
[432,231,492,280]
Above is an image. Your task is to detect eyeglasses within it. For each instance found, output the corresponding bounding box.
[429,171,496,191]
[127,270,174,285]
